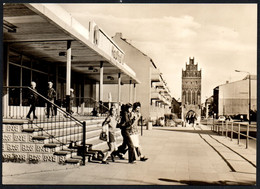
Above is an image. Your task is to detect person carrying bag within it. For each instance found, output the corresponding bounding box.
[100,106,119,164]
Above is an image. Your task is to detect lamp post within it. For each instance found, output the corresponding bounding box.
[235,70,251,124]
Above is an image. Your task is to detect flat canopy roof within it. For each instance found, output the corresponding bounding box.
[3,3,140,85]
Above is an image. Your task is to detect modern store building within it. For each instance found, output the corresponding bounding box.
[102,33,172,121]
[3,4,140,118]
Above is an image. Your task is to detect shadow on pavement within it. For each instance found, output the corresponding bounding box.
[155,128,219,135]
[158,178,256,186]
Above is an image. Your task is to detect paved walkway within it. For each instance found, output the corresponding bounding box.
[2,124,256,185]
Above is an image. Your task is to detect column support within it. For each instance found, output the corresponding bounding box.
[134,83,136,102]
[129,80,132,103]
[66,40,72,112]
[117,73,121,112]
[99,61,104,103]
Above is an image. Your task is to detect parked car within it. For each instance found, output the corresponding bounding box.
[218,115,226,122]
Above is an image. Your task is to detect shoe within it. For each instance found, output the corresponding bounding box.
[140,157,148,161]
[118,154,125,160]
[33,116,38,119]
[129,161,136,164]
[102,161,109,164]
[26,116,30,119]
[111,154,115,162]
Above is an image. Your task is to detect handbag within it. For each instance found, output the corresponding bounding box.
[99,123,109,141]
[130,134,140,147]
[99,131,107,141]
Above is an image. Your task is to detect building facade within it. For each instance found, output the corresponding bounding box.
[171,97,181,118]
[2,4,139,119]
[217,76,257,120]
[181,57,202,120]
[102,33,172,121]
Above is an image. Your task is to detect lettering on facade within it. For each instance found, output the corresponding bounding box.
[3,134,13,142]
[21,144,35,152]
[42,154,56,162]
[6,144,20,152]
[112,46,123,64]
[93,25,99,45]
[14,134,27,142]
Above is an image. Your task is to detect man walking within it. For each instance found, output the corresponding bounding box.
[46,81,56,118]
[26,81,38,120]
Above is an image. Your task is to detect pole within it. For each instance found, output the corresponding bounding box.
[82,121,86,165]
[248,74,251,125]
[246,123,249,149]
[141,116,143,136]
[66,41,71,113]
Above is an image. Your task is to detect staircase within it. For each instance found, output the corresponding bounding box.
[2,86,122,166]
[2,117,122,165]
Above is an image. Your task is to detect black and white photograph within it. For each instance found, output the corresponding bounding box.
[2,2,257,186]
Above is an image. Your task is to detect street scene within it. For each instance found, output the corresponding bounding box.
[2,3,257,187]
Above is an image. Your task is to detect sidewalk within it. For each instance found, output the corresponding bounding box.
[2,124,256,185]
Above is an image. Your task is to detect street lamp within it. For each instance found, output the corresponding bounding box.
[235,70,251,124]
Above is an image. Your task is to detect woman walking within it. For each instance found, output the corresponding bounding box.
[114,103,136,164]
[130,102,148,161]
[101,106,119,164]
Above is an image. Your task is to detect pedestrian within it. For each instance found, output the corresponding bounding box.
[26,81,38,120]
[130,102,148,161]
[113,103,136,164]
[69,88,74,114]
[46,81,56,118]
[240,115,243,122]
[101,106,120,164]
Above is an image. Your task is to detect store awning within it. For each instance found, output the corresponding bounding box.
[3,3,140,85]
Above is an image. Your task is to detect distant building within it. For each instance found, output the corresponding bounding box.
[171,97,181,118]
[102,33,172,121]
[217,75,257,119]
[181,57,202,120]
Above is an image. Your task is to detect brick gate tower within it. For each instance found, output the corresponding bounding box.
[181,57,202,121]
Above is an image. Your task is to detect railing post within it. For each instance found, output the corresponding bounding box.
[246,123,249,149]
[238,123,240,145]
[231,122,233,141]
[221,121,223,135]
[141,116,143,136]
[225,121,228,138]
[82,121,86,165]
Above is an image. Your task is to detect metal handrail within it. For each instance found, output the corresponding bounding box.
[3,86,86,165]
[28,87,83,125]
[211,120,257,149]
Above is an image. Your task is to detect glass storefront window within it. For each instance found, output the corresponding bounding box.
[22,55,31,68]
[9,64,21,105]
[9,51,21,65]
[32,59,49,73]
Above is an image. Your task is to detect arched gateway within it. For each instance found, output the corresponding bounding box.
[181,57,202,121]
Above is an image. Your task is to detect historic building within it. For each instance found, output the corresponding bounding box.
[181,57,202,120]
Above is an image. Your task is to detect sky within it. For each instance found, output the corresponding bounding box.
[61,4,257,103]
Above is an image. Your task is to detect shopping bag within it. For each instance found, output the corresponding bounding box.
[130,134,140,147]
[99,131,107,141]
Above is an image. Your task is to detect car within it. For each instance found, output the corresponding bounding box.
[218,115,226,122]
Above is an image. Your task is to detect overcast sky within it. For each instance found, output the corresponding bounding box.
[61,4,257,102]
